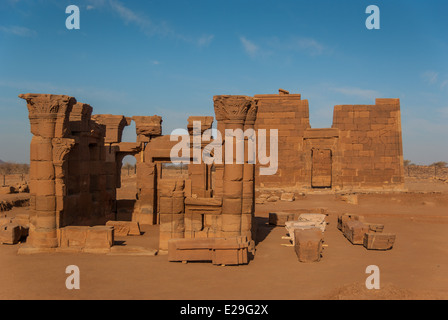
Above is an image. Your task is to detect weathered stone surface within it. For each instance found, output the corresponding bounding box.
[255,91,404,193]
[294,228,323,263]
[363,232,396,250]
[0,223,22,244]
[168,237,249,265]
[58,226,113,250]
[343,220,370,245]
[269,212,294,226]
[280,192,295,202]
[285,213,326,245]
[337,213,365,232]
[106,221,141,237]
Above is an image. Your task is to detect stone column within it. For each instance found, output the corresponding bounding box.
[52,138,76,228]
[213,95,253,238]
[241,100,258,241]
[131,115,162,225]
[19,93,75,248]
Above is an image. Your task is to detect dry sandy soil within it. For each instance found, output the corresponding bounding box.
[1,173,447,300]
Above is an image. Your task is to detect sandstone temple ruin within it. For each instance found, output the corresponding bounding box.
[16,89,404,260]
[254,90,404,192]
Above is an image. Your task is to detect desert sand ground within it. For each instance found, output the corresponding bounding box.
[1,172,447,300]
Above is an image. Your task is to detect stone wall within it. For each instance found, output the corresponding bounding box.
[253,90,405,192]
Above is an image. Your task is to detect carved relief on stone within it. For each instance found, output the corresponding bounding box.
[245,99,259,124]
[18,93,76,115]
[91,114,132,144]
[19,94,76,137]
[52,138,76,167]
[187,116,214,134]
[132,115,163,137]
[213,95,254,122]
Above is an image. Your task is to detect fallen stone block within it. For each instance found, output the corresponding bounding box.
[266,195,280,202]
[0,223,22,244]
[168,237,249,266]
[363,233,396,250]
[280,192,295,202]
[294,228,323,263]
[285,213,327,245]
[106,221,141,236]
[59,226,114,250]
[367,223,384,233]
[269,212,294,226]
[343,220,370,245]
[337,213,365,232]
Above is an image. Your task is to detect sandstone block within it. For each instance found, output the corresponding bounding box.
[268,212,294,226]
[343,220,370,245]
[363,232,396,250]
[0,223,22,244]
[168,237,249,265]
[294,228,323,263]
[106,221,141,237]
[337,213,365,232]
[280,192,295,202]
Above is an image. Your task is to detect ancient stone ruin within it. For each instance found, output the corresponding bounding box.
[13,89,404,264]
[255,89,404,192]
[17,93,259,260]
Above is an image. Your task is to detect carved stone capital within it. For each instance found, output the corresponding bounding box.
[132,115,163,138]
[52,138,76,167]
[91,114,132,144]
[213,95,254,123]
[19,93,76,115]
[245,99,259,124]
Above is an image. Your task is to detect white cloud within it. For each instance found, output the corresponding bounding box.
[197,34,214,47]
[422,71,439,85]
[107,0,213,46]
[290,37,326,56]
[0,25,36,37]
[331,86,381,100]
[240,36,259,57]
[240,35,328,59]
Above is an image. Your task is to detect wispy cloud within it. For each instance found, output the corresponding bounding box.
[331,86,381,100]
[100,0,214,47]
[240,35,329,59]
[240,36,259,58]
[422,71,439,85]
[289,37,327,56]
[197,34,214,47]
[0,25,36,37]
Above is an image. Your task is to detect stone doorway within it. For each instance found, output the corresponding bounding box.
[311,149,332,188]
[116,155,137,221]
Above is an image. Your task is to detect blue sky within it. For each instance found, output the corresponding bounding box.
[0,0,447,164]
